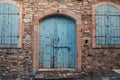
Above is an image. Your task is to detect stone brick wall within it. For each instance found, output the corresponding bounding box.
[81,0,120,74]
[0,0,120,79]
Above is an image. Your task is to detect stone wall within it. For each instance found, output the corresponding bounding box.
[0,0,120,79]
[81,0,120,74]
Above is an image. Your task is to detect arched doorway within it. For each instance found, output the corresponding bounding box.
[39,15,76,68]
[33,9,82,73]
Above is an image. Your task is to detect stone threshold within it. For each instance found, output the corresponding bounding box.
[38,68,76,72]
[35,70,81,80]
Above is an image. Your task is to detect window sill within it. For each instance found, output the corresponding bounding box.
[0,44,22,49]
[92,44,120,49]
[38,68,76,72]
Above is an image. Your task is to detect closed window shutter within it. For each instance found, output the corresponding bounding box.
[96,5,120,45]
[0,3,18,47]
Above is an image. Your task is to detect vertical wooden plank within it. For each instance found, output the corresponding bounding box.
[5,12,7,45]
[11,4,18,45]
[39,21,44,68]
[39,17,55,68]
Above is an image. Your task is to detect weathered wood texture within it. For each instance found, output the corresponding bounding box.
[0,0,119,79]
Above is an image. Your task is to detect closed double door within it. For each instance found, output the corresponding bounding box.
[39,15,76,68]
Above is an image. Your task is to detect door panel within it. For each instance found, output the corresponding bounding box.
[39,15,76,68]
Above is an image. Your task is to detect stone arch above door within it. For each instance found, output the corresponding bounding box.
[33,8,82,74]
[34,9,81,25]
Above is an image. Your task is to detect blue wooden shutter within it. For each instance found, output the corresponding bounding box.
[0,3,18,47]
[96,5,120,45]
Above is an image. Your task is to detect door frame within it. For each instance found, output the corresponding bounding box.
[33,9,82,74]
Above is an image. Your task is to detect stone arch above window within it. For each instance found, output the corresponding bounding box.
[92,2,120,48]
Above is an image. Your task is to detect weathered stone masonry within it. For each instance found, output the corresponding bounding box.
[0,0,120,79]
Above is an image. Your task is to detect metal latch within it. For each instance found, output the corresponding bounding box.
[54,46,70,51]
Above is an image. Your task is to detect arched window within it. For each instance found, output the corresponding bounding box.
[92,2,120,48]
[0,2,22,48]
[0,3,18,47]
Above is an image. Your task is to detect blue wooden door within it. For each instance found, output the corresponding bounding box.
[39,15,76,68]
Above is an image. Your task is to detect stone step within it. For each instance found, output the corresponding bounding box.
[35,71,82,80]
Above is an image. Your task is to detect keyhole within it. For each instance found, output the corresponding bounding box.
[106,25,108,27]
[107,16,109,18]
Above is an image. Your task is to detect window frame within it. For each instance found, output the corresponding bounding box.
[0,0,22,48]
[92,2,120,48]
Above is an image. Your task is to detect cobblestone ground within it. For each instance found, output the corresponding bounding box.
[35,70,120,80]
[77,70,120,80]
